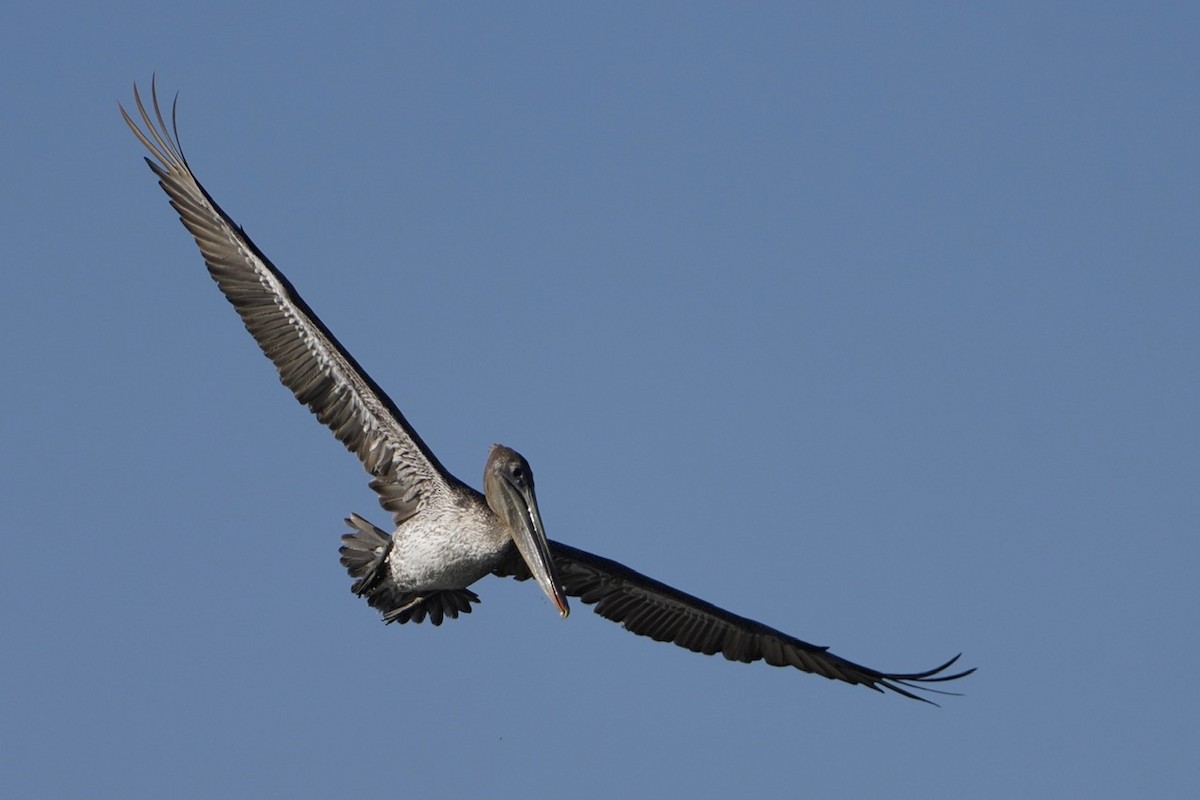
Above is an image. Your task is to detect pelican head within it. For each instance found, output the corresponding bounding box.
[484,444,570,618]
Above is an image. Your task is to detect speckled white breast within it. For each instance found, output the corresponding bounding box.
[385,498,510,591]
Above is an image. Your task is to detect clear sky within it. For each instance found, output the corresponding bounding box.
[2,3,1197,797]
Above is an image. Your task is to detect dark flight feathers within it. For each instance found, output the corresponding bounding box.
[495,543,973,703]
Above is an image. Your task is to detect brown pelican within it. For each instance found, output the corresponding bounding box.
[122,80,974,703]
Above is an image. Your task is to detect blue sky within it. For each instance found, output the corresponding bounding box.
[2,3,1197,797]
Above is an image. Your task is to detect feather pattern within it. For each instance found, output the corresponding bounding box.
[497,542,974,703]
[120,79,465,524]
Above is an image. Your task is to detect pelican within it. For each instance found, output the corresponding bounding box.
[122,80,974,703]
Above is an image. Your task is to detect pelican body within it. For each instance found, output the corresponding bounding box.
[122,80,973,702]
[340,445,566,624]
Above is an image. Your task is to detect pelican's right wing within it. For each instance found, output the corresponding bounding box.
[121,80,464,522]
[498,541,973,703]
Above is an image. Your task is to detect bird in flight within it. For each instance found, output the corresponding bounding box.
[122,79,973,703]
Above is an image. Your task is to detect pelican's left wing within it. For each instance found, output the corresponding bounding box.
[121,81,465,522]
[498,541,973,703]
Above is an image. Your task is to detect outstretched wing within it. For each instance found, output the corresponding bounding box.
[498,541,973,703]
[121,80,466,523]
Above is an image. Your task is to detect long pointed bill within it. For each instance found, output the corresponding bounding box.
[500,476,570,618]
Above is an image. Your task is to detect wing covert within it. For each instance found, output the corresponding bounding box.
[121,80,465,522]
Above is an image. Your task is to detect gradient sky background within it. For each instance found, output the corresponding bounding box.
[2,4,1197,797]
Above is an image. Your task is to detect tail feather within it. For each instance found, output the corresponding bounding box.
[339,513,391,596]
